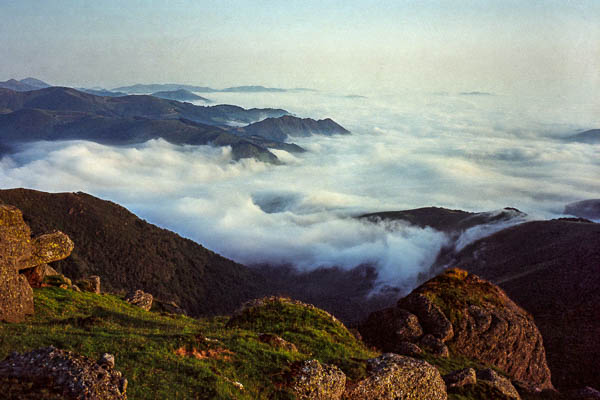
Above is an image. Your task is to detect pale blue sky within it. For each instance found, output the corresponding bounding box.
[1,1,599,95]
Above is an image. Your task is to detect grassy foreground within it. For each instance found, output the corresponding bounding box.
[0,288,376,399]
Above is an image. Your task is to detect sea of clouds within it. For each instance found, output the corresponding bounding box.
[1,89,598,291]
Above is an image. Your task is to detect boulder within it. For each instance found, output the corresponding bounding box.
[0,346,127,399]
[76,275,101,294]
[258,333,298,353]
[124,290,153,311]
[477,369,521,400]
[419,334,449,358]
[344,353,447,400]
[443,367,477,388]
[287,359,346,400]
[358,307,423,351]
[0,205,73,322]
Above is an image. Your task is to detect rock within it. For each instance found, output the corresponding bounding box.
[344,353,447,400]
[42,273,72,288]
[98,353,115,368]
[25,232,74,270]
[358,307,423,351]
[397,292,454,342]
[153,298,186,315]
[21,263,58,288]
[124,289,153,311]
[419,333,450,358]
[76,275,101,294]
[405,268,553,389]
[0,204,74,322]
[477,368,521,400]
[393,341,423,357]
[72,284,81,292]
[443,368,477,388]
[258,333,298,352]
[0,346,127,399]
[287,359,346,400]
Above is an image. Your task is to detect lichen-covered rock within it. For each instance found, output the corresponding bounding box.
[24,232,74,270]
[344,353,447,400]
[124,289,153,311]
[0,346,127,399]
[76,275,101,294]
[397,292,454,342]
[358,307,423,351]
[287,359,346,400]
[444,368,477,388]
[477,369,521,400]
[0,205,72,322]
[258,333,298,352]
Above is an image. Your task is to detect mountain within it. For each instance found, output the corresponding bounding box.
[0,78,51,92]
[0,188,268,317]
[78,88,127,97]
[19,78,51,89]
[444,218,600,391]
[239,115,351,142]
[151,89,210,102]
[0,87,289,126]
[360,206,526,233]
[565,129,600,144]
[0,87,295,162]
[221,85,286,93]
[112,83,216,94]
[564,199,600,220]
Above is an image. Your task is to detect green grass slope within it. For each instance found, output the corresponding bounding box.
[0,288,376,399]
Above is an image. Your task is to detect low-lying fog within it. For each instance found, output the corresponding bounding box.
[1,90,598,291]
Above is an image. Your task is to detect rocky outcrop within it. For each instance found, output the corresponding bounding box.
[344,353,447,400]
[359,268,553,390]
[124,290,153,311]
[0,205,73,322]
[287,359,346,400]
[0,346,127,399]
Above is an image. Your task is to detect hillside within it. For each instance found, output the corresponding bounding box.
[0,87,288,126]
[565,129,600,144]
[0,188,267,317]
[445,219,600,391]
[151,89,210,102]
[240,115,350,142]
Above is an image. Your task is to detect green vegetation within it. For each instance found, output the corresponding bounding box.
[0,288,375,399]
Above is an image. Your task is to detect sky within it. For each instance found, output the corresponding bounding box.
[2,0,599,96]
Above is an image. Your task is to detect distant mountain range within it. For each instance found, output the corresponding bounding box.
[0,86,350,163]
[113,83,289,94]
[565,128,600,144]
[150,89,210,102]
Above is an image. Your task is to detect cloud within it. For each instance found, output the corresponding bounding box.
[1,90,599,292]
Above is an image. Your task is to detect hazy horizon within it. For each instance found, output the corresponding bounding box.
[2,1,599,100]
